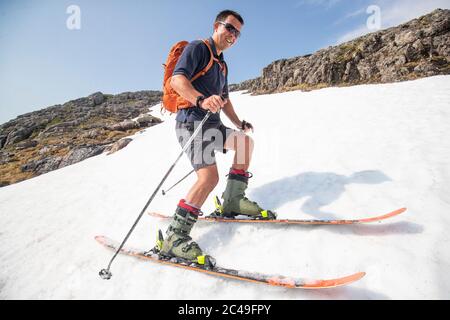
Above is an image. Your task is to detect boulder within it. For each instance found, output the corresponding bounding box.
[89,92,105,106]
[16,140,38,150]
[5,127,34,146]
[0,135,7,149]
[58,145,106,169]
[106,138,132,155]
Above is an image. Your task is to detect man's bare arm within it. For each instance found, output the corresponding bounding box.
[222,99,242,128]
[170,75,203,106]
[171,75,225,113]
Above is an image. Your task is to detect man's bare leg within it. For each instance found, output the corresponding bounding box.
[184,165,220,208]
[224,131,254,170]
[220,130,276,219]
[161,165,219,262]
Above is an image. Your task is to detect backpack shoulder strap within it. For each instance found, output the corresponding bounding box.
[190,39,216,82]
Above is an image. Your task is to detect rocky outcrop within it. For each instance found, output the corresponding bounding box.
[229,9,450,94]
[0,90,162,187]
[106,138,133,155]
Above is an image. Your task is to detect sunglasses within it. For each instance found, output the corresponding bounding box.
[218,21,241,38]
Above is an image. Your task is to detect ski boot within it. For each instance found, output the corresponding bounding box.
[154,199,215,268]
[213,169,277,220]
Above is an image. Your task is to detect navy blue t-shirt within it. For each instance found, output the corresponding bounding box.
[174,37,229,124]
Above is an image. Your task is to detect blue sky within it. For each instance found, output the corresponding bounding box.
[1,0,449,124]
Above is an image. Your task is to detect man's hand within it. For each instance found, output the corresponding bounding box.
[199,95,226,113]
[241,120,254,133]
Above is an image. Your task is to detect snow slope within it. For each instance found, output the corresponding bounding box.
[1,76,449,299]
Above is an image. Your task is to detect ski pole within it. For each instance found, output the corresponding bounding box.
[162,169,195,195]
[99,111,212,280]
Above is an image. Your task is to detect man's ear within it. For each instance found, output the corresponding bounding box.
[213,21,220,33]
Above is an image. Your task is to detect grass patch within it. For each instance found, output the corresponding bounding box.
[46,117,62,128]
[334,41,363,63]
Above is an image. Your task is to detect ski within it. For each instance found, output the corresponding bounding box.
[96,235,365,289]
[148,207,406,225]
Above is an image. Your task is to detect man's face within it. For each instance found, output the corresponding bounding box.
[213,15,242,52]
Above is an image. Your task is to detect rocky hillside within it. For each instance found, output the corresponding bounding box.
[0,91,162,187]
[230,9,450,94]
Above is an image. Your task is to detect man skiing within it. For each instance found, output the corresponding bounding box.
[159,10,276,264]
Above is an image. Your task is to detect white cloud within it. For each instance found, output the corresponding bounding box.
[334,7,366,26]
[345,8,367,19]
[380,0,450,26]
[335,0,450,44]
[295,0,342,9]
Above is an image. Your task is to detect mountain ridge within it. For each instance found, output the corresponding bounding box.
[229,8,450,94]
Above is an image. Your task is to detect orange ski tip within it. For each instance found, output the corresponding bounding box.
[302,272,366,289]
[358,207,407,223]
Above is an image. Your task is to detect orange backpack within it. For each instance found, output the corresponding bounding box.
[162,39,226,113]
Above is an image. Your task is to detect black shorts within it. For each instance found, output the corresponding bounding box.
[175,121,236,171]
